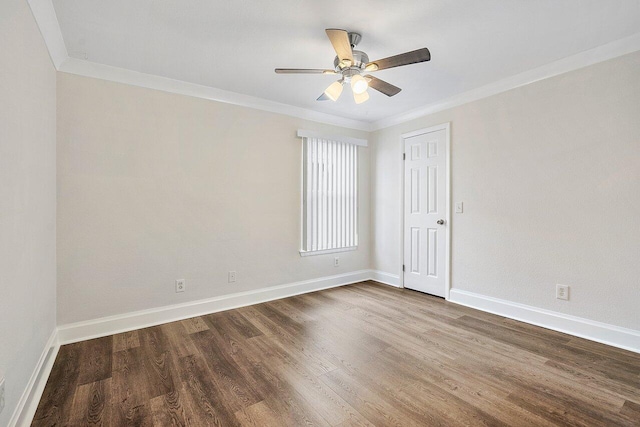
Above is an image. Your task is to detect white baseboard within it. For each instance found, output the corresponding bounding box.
[58,270,372,345]
[9,329,60,427]
[449,289,640,354]
[14,278,640,426]
[369,270,402,288]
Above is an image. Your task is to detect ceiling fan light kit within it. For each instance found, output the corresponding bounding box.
[350,74,368,94]
[275,29,430,104]
[353,90,370,104]
[324,80,344,101]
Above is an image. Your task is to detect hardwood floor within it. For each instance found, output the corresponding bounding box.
[33,281,640,426]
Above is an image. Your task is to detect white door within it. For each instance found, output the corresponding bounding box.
[403,127,448,297]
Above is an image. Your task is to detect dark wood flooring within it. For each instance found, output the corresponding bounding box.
[33,281,640,426]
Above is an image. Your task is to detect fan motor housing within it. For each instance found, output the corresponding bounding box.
[334,50,369,72]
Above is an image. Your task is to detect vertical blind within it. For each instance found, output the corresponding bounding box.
[302,136,358,253]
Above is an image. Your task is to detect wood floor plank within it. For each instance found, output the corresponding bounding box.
[69,378,112,426]
[543,359,640,404]
[180,316,210,334]
[507,389,632,426]
[234,401,284,427]
[222,310,264,339]
[138,326,177,399]
[468,351,628,412]
[320,365,443,426]
[189,328,263,410]
[160,322,200,359]
[176,355,240,426]
[77,336,113,386]
[620,400,640,422]
[113,331,141,353]
[252,303,308,338]
[452,314,640,388]
[32,344,82,425]
[149,390,189,427]
[378,347,557,426]
[233,305,288,338]
[112,347,141,372]
[247,332,338,377]
[238,366,331,427]
[395,380,510,427]
[112,403,152,427]
[266,354,370,426]
[111,347,154,426]
[226,339,332,427]
[202,312,254,348]
[33,281,640,426]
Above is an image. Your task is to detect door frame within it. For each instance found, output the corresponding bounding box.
[399,122,451,300]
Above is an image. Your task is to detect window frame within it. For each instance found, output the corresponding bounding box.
[298,130,366,257]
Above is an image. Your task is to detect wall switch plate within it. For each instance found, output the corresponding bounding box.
[334,257,340,267]
[175,279,185,293]
[556,284,569,300]
[228,271,236,283]
[0,377,5,414]
[455,202,464,213]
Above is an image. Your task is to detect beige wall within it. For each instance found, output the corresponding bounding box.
[0,0,57,424]
[371,51,640,330]
[57,51,640,332]
[56,73,370,324]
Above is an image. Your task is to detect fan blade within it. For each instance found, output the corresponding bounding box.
[325,29,354,64]
[366,48,430,71]
[275,68,336,74]
[317,93,330,101]
[365,75,402,97]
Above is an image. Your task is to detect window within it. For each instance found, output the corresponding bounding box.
[298,130,365,256]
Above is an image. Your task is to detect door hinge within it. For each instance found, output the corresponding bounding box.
[402,264,405,272]
[403,153,406,160]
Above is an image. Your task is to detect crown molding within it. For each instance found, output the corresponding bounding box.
[27,0,640,133]
[58,58,372,131]
[370,31,640,131]
[26,0,371,132]
[27,0,68,68]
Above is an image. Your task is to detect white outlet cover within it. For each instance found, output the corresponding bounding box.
[334,257,340,267]
[176,279,185,293]
[455,202,464,213]
[556,284,569,300]
[228,271,236,283]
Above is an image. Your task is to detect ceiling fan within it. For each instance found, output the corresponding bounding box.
[275,29,430,104]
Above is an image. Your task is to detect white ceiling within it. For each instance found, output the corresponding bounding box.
[52,0,640,123]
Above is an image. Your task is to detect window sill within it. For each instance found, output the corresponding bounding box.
[299,246,357,257]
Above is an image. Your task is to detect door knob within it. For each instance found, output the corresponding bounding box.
[437,219,445,225]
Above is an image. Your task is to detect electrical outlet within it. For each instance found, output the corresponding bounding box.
[175,279,185,293]
[334,257,340,267]
[556,284,569,300]
[228,271,236,283]
[0,377,5,415]
[455,202,464,213]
